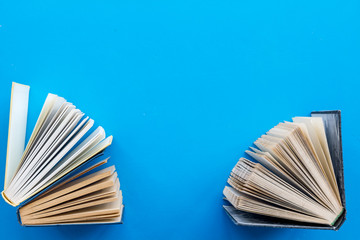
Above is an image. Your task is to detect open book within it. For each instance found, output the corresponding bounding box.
[2,82,123,226]
[223,112,346,229]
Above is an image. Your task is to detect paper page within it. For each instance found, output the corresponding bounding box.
[4,82,30,189]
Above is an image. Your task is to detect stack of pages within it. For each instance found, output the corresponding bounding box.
[2,82,123,226]
[223,115,344,227]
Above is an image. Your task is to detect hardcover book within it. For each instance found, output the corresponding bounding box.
[2,82,123,226]
[223,111,346,230]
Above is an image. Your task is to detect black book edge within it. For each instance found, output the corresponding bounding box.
[223,110,346,230]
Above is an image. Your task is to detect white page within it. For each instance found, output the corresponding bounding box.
[4,83,30,189]
[13,127,107,204]
[12,110,84,196]
[7,97,67,193]
[8,94,62,190]
[18,136,113,204]
[5,119,95,203]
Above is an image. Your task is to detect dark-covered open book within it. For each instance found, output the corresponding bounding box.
[223,111,346,230]
[2,82,123,226]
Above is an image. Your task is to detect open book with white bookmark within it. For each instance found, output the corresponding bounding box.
[223,111,346,230]
[2,82,123,226]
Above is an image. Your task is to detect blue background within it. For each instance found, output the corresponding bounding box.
[0,0,359,239]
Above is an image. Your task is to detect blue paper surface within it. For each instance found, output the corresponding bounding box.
[0,0,359,239]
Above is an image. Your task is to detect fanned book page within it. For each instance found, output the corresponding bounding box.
[2,82,123,226]
[223,116,344,227]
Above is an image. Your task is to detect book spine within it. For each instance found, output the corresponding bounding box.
[16,207,24,226]
[331,208,344,226]
[1,191,17,206]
